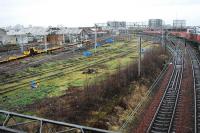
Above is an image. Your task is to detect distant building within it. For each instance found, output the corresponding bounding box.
[148,19,163,29]
[173,20,186,28]
[0,28,7,45]
[7,35,17,44]
[6,27,47,45]
[107,21,126,29]
[47,34,63,45]
[57,28,92,43]
[16,35,28,44]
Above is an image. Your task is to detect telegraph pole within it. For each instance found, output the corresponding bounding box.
[94,24,97,53]
[63,34,65,45]
[44,35,47,51]
[161,25,164,47]
[138,35,142,77]
[20,34,24,53]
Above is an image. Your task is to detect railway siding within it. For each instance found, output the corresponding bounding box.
[0,41,148,109]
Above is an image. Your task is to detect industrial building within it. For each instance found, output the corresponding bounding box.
[107,21,126,29]
[148,19,163,29]
[173,20,186,28]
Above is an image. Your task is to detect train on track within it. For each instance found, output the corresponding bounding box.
[143,30,200,45]
[170,31,200,44]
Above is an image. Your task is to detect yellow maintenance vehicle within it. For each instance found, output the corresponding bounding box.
[0,46,63,64]
[23,47,41,56]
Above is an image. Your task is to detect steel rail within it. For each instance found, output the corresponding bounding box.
[187,45,200,133]
[147,47,183,133]
[120,56,173,131]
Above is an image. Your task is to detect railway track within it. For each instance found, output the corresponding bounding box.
[147,47,183,133]
[0,48,135,95]
[188,46,200,133]
[0,44,137,86]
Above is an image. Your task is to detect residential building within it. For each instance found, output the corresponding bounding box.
[0,28,7,45]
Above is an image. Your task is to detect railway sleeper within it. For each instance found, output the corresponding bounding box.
[163,98,176,102]
[157,113,172,118]
[155,118,170,123]
[196,79,200,84]
[165,92,176,96]
[164,95,176,99]
[195,73,200,78]
[157,112,171,116]
[158,112,173,117]
[197,112,200,116]
[150,130,165,133]
[196,91,200,96]
[196,101,200,104]
[161,102,175,106]
[163,97,176,101]
[196,87,200,91]
[153,122,169,128]
[160,106,174,111]
[193,65,199,69]
[196,99,200,103]
[165,93,176,96]
[161,103,174,107]
[156,115,172,121]
[160,103,174,110]
[163,100,176,103]
[151,126,169,132]
[160,103,174,108]
[164,97,176,100]
[194,73,200,77]
[166,91,176,94]
[167,87,176,91]
[196,105,200,109]
[195,76,200,79]
[165,91,177,95]
[195,83,200,88]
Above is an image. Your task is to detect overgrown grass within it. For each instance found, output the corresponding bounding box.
[27,46,169,131]
[1,41,144,110]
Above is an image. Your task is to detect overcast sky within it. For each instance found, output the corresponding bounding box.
[0,0,199,27]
